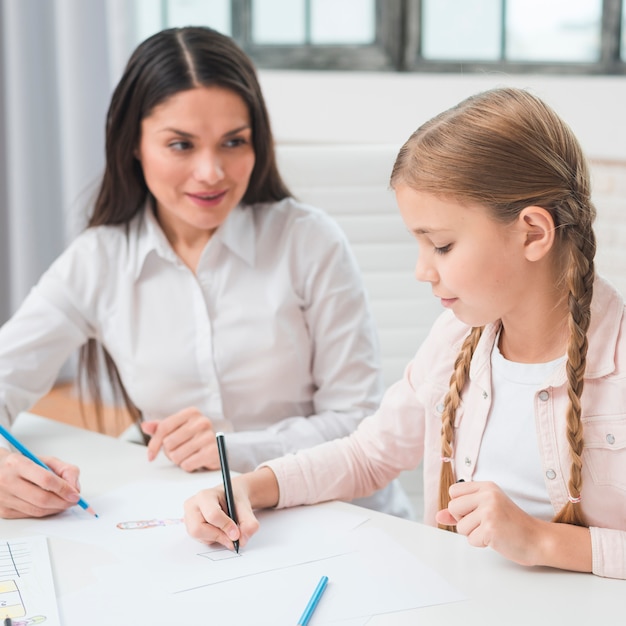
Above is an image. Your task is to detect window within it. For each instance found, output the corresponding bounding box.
[131,0,626,73]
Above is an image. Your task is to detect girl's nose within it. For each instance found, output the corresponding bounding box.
[414,251,438,283]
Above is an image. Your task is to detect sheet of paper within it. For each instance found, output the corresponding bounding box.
[0,535,61,625]
[27,479,370,592]
[59,526,465,625]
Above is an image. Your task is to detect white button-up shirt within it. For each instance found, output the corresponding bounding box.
[0,198,412,516]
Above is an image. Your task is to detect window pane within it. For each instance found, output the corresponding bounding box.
[133,0,165,44]
[165,0,231,34]
[421,0,502,61]
[252,0,306,44]
[311,0,375,44]
[506,0,601,62]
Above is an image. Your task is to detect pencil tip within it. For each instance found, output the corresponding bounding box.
[86,507,98,518]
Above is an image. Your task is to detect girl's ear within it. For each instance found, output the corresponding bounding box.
[518,206,556,262]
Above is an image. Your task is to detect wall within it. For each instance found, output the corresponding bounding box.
[259,71,626,160]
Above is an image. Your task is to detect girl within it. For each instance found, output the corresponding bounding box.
[184,87,626,579]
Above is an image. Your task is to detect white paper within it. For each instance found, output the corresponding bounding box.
[59,526,465,625]
[0,535,61,625]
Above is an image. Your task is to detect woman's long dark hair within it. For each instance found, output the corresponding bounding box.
[80,27,291,433]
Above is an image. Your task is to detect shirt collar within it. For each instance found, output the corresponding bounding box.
[132,202,257,280]
[208,203,256,268]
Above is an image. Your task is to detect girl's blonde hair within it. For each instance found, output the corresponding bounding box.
[391,87,596,529]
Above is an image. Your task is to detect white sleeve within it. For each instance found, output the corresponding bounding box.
[0,237,99,429]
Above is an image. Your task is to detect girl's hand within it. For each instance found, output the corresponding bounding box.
[184,478,260,550]
[435,480,551,567]
[0,448,82,518]
[141,407,219,472]
[436,480,592,572]
[184,467,280,550]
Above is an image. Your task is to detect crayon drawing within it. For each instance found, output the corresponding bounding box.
[0,537,59,625]
[116,518,183,530]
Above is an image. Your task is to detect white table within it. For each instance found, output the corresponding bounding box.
[1,413,623,625]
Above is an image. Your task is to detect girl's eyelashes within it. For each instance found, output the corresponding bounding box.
[434,243,452,255]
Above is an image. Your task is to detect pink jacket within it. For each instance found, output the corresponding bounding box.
[266,277,626,579]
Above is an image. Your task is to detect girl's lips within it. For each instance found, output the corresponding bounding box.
[440,297,457,308]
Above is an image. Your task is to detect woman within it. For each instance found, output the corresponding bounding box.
[0,27,410,519]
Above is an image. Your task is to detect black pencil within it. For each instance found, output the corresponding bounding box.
[216,432,240,553]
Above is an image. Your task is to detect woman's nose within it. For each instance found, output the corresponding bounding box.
[194,151,224,184]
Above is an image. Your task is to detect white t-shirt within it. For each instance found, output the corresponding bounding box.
[0,198,412,517]
[473,338,565,520]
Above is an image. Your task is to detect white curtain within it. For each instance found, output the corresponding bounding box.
[0,0,134,326]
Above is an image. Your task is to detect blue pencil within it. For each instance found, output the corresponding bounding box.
[0,423,98,517]
[297,575,329,626]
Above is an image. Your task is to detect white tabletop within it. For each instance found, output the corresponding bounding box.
[1,413,623,625]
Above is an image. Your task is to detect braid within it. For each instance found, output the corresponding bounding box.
[438,326,484,530]
[552,205,596,527]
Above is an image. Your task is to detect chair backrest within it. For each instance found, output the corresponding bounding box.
[277,144,441,387]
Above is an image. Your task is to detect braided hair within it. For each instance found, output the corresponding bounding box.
[390,87,596,528]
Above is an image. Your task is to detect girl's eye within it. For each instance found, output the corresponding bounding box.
[434,244,452,255]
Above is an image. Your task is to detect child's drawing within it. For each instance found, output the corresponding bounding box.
[116,518,183,530]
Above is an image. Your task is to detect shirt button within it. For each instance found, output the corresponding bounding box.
[482,391,488,399]
[546,469,557,480]
[538,390,550,401]
[606,434,616,445]
[436,403,444,413]
[464,457,472,467]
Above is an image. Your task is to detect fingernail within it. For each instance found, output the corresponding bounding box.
[227,527,239,540]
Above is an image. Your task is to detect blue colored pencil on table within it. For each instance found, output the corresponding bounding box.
[297,575,329,626]
[0,423,98,517]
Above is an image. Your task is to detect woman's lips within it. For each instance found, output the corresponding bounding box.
[186,190,228,207]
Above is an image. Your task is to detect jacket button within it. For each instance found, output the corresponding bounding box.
[606,433,616,445]
[538,390,550,401]
[464,457,472,467]
[546,469,557,480]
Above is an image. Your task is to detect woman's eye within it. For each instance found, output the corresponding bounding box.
[168,140,192,151]
[224,137,248,148]
[434,244,452,255]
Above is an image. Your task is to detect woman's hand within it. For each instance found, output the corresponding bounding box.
[184,467,280,549]
[0,448,82,518]
[435,480,592,572]
[141,407,219,472]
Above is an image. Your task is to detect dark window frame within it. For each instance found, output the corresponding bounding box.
[161,0,626,74]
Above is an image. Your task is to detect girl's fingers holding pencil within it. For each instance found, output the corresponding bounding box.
[183,487,259,549]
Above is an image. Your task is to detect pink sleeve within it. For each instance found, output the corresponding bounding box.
[263,368,425,509]
[590,526,626,579]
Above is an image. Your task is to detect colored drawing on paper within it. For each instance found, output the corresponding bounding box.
[116,518,184,530]
[0,537,58,625]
